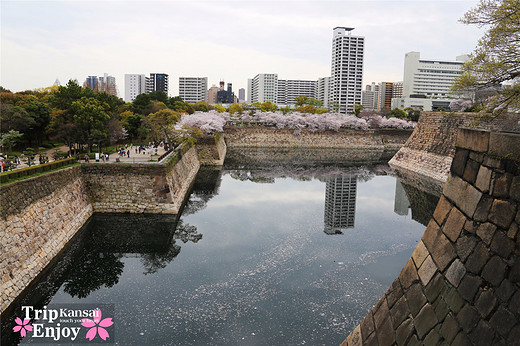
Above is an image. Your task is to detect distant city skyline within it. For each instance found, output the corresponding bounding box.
[1,1,482,97]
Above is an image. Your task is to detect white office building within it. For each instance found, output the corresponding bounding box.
[391,52,469,110]
[317,77,331,109]
[330,27,364,114]
[179,77,208,103]
[248,73,278,104]
[277,79,317,106]
[124,74,147,102]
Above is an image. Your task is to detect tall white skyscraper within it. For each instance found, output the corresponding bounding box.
[178,77,208,103]
[330,27,364,114]
[277,79,317,106]
[324,175,357,234]
[124,74,147,102]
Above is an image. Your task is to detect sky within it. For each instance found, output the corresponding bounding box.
[1,0,483,98]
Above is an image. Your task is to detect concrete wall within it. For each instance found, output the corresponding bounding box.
[389,112,518,184]
[223,126,412,150]
[0,166,93,313]
[342,129,520,345]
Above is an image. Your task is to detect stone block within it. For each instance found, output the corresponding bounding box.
[507,222,518,239]
[463,159,480,184]
[508,325,520,346]
[456,235,477,262]
[423,329,442,346]
[489,306,516,338]
[451,149,469,177]
[451,331,472,346]
[360,313,375,342]
[481,256,507,287]
[432,295,449,321]
[492,172,512,199]
[444,287,465,313]
[496,279,515,303]
[489,199,516,229]
[475,289,497,318]
[405,283,427,317]
[475,165,492,193]
[385,278,403,309]
[445,259,466,287]
[458,274,482,302]
[511,176,520,202]
[508,290,520,315]
[425,273,448,303]
[399,258,419,289]
[443,175,483,219]
[489,131,520,162]
[476,222,497,246]
[463,220,478,234]
[439,313,460,343]
[443,206,466,242]
[433,196,452,226]
[414,304,438,339]
[375,314,395,346]
[395,318,415,346]
[457,128,490,153]
[418,255,438,286]
[465,242,490,274]
[490,230,515,258]
[411,240,429,269]
[389,295,410,329]
[422,221,457,272]
[469,320,495,346]
[473,194,493,222]
[457,304,480,333]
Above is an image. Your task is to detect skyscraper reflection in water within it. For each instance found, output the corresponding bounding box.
[394,180,411,216]
[324,175,357,235]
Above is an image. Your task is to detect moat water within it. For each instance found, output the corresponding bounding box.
[2,153,440,345]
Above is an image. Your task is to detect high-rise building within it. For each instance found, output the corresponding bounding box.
[277,79,317,106]
[394,180,410,216]
[208,85,219,104]
[317,77,331,109]
[146,73,169,94]
[330,27,364,114]
[392,52,469,111]
[324,175,357,234]
[392,81,403,99]
[85,76,99,90]
[249,73,278,104]
[402,52,468,98]
[361,82,379,110]
[379,82,395,110]
[217,82,235,104]
[85,73,117,97]
[238,88,246,103]
[178,77,208,103]
[124,74,147,102]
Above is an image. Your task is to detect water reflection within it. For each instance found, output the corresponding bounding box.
[3,149,444,346]
[1,214,201,346]
[324,175,357,234]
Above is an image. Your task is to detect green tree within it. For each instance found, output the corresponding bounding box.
[453,0,520,112]
[0,130,24,152]
[120,111,143,139]
[132,93,152,115]
[390,108,407,119]
[145,109,181,142]
[354,104,364,117]
[228,103,243,114]
[71,97,110,152]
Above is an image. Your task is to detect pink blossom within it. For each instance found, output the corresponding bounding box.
[81,309,113,341]
[13,317,33,338]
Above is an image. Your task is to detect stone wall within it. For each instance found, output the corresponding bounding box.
[223,126,412,150]
[389,112,519,184]
[0,166,93,313]
[195,135,227,166]
[0,146,201,315]
[342,129,520,345]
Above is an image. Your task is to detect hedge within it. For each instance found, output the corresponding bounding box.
[0,157,76,184]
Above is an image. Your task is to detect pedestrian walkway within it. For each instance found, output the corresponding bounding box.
[84,145,170,164]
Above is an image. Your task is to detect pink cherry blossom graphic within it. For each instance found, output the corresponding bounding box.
[13,317,33,337]
[81,309,114,341]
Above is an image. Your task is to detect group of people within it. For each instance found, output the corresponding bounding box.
[1,155,21,172]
